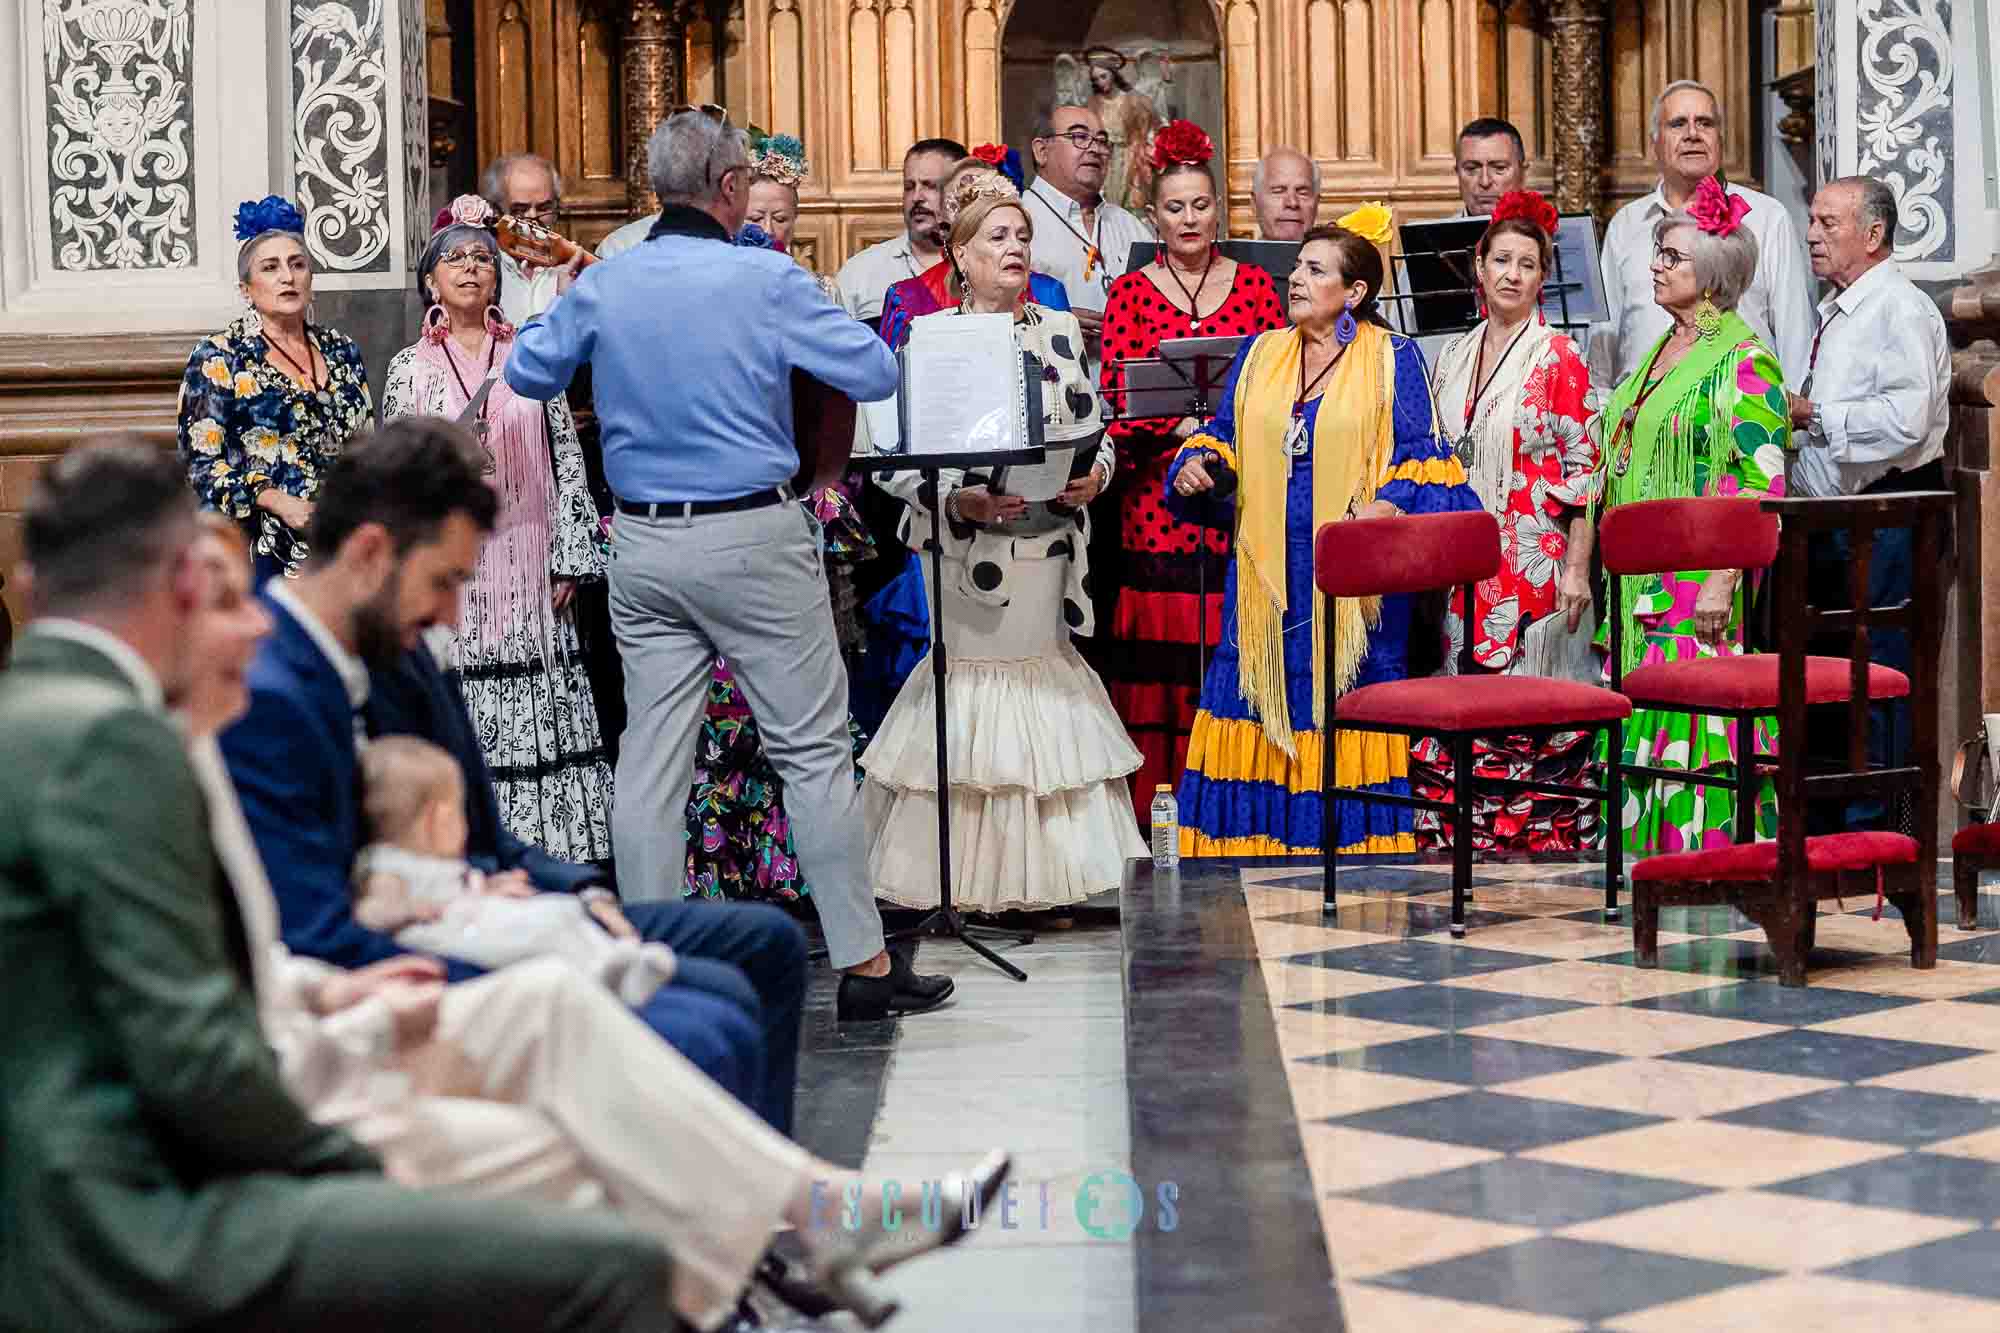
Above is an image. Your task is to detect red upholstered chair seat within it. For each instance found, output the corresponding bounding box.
[1633,831,1919,884]
[1336,676,1633,732]
[1952,823,2000,856]
[1621,655,1910,711]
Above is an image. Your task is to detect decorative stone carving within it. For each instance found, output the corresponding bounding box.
[401,0,428,268]
[1853,0,1954,262]
[623,0,689,215]
[1773,66,1817,149]
[43,0,197,270]
[291,0,393,272]
[1546,0,1607,218]
[1817,0,1838,187]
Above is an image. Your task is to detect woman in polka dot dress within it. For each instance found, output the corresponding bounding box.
[1097,129,1285,835]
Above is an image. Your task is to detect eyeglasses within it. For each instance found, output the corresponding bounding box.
[506,200,558,220]
[1652,244,1692,271]
[1041,128,1113,154]
[672,102,729,124]
[438,247,496,269]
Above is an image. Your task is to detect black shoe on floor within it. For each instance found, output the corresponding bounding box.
[836,955,954,1021]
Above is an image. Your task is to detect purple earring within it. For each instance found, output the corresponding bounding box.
[1334,300,1358,346]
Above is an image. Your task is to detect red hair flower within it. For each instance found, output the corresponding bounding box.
[972,143,1008,168]
[1688,175,1751,238]
[1489,189,1558,238]
[1148,120,1214,172]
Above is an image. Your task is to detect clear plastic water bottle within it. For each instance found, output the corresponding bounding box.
[1150,785,1181,869]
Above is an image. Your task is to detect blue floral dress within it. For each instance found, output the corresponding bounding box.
[176,316,372,581]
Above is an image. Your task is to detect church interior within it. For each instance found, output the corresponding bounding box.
[8,1,2000,1329]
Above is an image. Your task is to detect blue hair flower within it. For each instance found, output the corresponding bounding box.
[233,195,305,241]
[998,147,1024,192]
[767,133,805,163]
[734,222,777,250]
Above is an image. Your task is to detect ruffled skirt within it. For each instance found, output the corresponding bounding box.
[860,555,1146,911]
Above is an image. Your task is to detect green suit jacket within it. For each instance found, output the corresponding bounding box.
[0,631,379,1331]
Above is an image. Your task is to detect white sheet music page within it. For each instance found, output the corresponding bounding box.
[904,313,1021,457]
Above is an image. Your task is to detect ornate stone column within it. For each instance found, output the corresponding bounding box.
[624,0,691,215]
[1546,0,1607,218]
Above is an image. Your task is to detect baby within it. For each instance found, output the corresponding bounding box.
[352,735,675,1004]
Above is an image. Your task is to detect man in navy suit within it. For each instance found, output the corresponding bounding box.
[220,417,805,1131]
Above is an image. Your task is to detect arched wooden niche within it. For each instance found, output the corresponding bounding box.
[1000,0,1223,214]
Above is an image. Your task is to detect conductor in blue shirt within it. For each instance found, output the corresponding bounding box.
[508,106,953,1021]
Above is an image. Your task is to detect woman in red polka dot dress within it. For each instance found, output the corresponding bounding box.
[1097,122,1285,835]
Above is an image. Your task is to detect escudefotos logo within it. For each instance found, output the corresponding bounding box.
[803,1171,1179,1243]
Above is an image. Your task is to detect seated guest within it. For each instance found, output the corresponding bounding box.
[1,442,673,1332]
[1599,81,1812,388]
[221,418,806,1130]
[484,151,565,325]
[862,180,1146,910]
[184,518,1008,1331]
[1595,178,1791,855]
[1166,214,1482,856]
[1789,175,1950,830]
[1253,146,1320,240]
[178,195,372,584]
[1408,190,1602,853]
[1453,117,1528,217]
[834,136,967,320]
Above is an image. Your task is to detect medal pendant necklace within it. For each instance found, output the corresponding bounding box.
[444,331,500,453]
[1288,336,1345,456]
[1163,246,1218,333]
[1609,331,1685,478]
[267,325,324,395]
[1456,316,1534,464]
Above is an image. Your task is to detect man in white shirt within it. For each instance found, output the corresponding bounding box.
[483,153,565,326]
[1595,80,1814,389]
[1023,104,1152,341]
[1253,146,1319,240]
[1788,176,1950,831]
[832,136,966,322]
[1453,117,1527,218]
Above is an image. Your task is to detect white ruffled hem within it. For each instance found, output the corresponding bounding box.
[862,778,1149,912]
[857,646,1142,795]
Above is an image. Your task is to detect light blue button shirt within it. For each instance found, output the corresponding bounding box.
[506,216,898,503]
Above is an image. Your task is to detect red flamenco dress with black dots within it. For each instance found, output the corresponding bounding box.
[1097,259,1284,832]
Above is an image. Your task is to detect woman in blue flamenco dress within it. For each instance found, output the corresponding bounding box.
[1165,216,1481,857]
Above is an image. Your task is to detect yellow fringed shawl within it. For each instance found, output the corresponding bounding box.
[1219,321,1398,758]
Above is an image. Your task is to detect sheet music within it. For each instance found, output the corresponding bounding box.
[903,313,1022,457]
[858,394,901,454]
[991,446,1076,501]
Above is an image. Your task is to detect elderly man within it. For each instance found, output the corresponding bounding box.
[507,109,954,1021]
[1253,146,1319,240]
[1024,103,1152,338]
[484,152,566,325]
[1789,175,1950,831]
[1597,80,1813,388]
[829,136,966,321]
[1453,117,1527,217]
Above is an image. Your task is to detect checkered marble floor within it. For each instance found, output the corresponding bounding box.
[1249,860,2000,1331]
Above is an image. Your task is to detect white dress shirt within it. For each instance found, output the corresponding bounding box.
[1791,258,1950,498]
[1597,180,1815,391]
[498,253,562,329]
[1021,176,1152,312]
[596,213,658,262]
[833,231,929,322]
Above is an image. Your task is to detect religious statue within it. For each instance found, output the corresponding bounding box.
[1053,46,1174,213]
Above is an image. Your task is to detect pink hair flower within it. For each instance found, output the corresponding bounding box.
[1688,176,1750,238]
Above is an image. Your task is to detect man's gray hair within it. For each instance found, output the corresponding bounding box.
[1834,174,1900,251]
[1653,209,1759,310]
[1252,147,1321,198]
[1650,79,1723,141]
[480,152,563,206]
[646,112,750,205]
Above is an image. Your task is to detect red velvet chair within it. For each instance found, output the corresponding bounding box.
[1601,493,1950,986]
[1315,510,1634,936]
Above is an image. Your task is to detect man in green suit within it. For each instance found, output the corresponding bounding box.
[0,441,678,1332]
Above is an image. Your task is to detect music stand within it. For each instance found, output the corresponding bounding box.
[1383,214,1605,348]
[1111,335,1248,685]
[847,349,1052,983]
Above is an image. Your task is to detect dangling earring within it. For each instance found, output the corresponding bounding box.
[1694,292,1722,341]
[484,304,515,340]
[1334,299,1359,346]
[241,295,262,339]
[422,301,450,345]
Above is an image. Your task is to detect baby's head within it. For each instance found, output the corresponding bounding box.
[360,735,469,860]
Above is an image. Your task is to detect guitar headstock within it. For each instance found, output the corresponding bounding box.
[494,213,596,269]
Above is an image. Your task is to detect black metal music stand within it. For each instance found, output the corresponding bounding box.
[854,446,1047,981]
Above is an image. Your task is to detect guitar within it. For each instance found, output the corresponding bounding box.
[493,214,855,494]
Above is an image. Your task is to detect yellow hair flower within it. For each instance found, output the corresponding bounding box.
[1335,201,1394,247]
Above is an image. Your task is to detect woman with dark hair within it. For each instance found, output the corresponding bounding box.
[176,195,372,583]
[1408,189,1603,853]
[380,194,612,866]
[1165,215,1481,857]
[1096,121,1285,836]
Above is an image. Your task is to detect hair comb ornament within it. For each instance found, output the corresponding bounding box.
[1334,201,1394,248]
[1688,176,1750,238]
[232,195,305,241]
[746,126,810,187]
[971,143,1025,192]
[952,171,1020,215]
[1147,120,1214,173]
[1489,189,1559,237]
[433,194,497,234]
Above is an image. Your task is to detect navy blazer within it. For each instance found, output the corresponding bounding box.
[364,644,601,896]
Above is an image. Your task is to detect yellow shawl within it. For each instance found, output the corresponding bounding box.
[1199,322,1398,758]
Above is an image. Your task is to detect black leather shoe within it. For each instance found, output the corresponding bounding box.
[753,1251,838,1320]
[887,945,953,1004]
[836,959,954,1021]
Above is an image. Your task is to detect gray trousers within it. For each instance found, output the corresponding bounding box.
[607,500,885,969]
